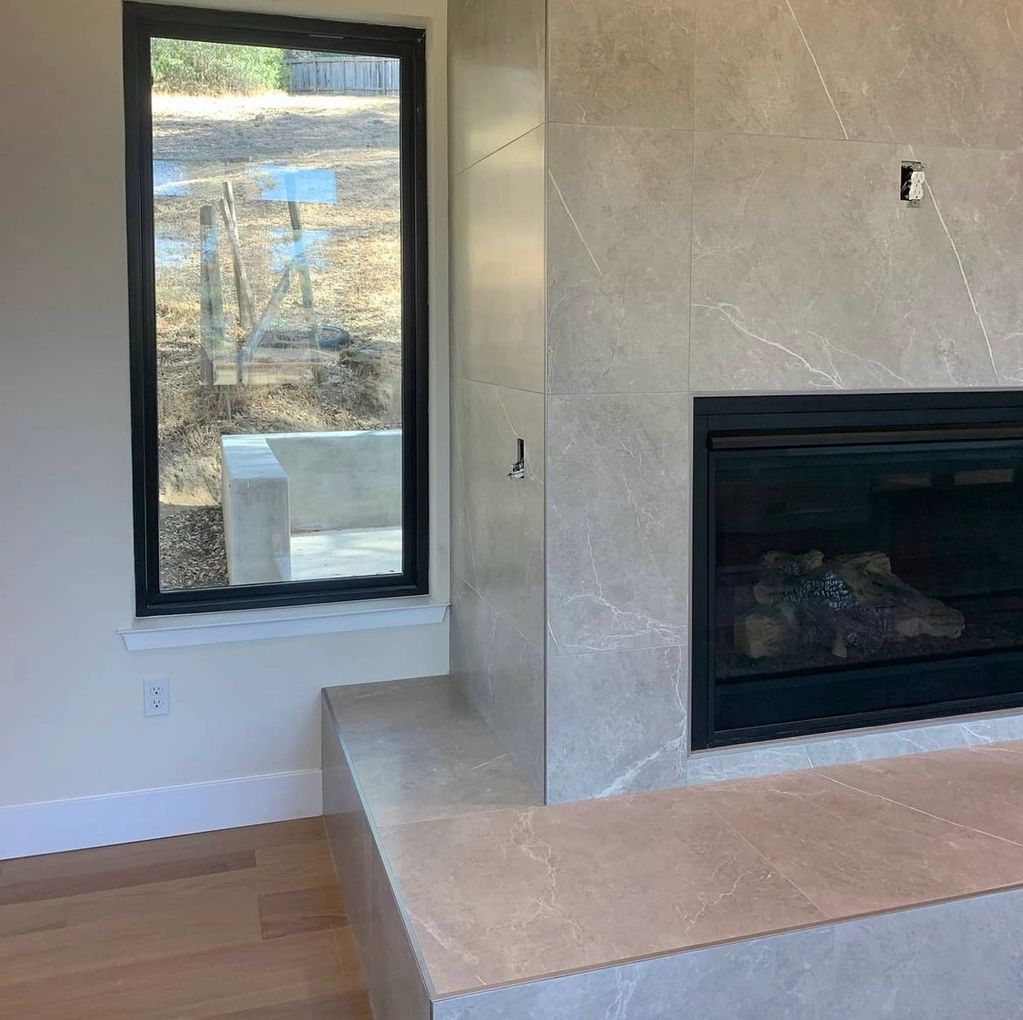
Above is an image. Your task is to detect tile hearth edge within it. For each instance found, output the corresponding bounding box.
[322,677,1023,1020]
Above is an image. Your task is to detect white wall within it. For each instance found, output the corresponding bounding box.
[0,0,448,828]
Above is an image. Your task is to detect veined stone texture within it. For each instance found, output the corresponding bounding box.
[547,124,692,395]
[449,0,545,174]
[546,647,688,803]
[432,888,1023,1019]
[449,0,547,803]
[546,393,688,656]
[689,133,1011,392]
[450,0,1023,803]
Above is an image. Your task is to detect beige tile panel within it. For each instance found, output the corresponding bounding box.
[693,0,1023,149]
[690,132,1000,392]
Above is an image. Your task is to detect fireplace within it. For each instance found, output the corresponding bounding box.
[692,393,1023,750]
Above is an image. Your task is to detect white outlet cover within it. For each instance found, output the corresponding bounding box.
[144,677,170,717]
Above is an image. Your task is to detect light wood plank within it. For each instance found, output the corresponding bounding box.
[0,888,261,986]
[0,851,256,907]
[0,818,324,885]
[0,931,355,1019]
[0,821,370,1019]
[258,885,346,940]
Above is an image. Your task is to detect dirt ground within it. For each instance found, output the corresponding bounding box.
[151,92,402,589]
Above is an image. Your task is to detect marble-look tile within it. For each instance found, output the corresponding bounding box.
[547,125,692,395]
[451,581,546,798]
[804,720,975,767]
[693,0,1023,149]
[433,924,837,1019]
[803,712,1023,767]
[829,887,1023,1020]
[690,133,999,392]
[695,717,1023,784]
[434,887,1023,1019]
[325,678,537,827]
[548,0,694,128]
[382,792,822,993]
[546,393,688,654]
[451,126,545,393]
[821,746,1023,845]
[693,0,851,140]
[686,744,814,786]
[546,646,687,803]
[700,769,1023,916]
[449,0,545,174]
[912,146,1023,385]
[959,713,1023,745]
[321,699,433,1019]
[322,701,372,943]
[450,382,475,592]
[455,379,544,646]
[364,853,435,1019]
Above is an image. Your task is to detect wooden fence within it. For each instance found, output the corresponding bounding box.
[285,55,400,96]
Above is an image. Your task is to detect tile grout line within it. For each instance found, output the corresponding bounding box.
[698,799,831,919]
[817,772,1023,850]
[452,122,545,179]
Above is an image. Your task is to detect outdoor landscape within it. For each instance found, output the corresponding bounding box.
[151,41,403,589]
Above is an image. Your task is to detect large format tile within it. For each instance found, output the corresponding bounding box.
[821,747,1023,846]
[690,132,998,391]
[547,124,691,395]
[455,380,544,647]
[450,582,546,798]
[449,0,545,174]
[546,646,687,803]
[381,793,823,994]
[693,0,850,140]
[325,678,536,828]
[322,702,432,1020]
[434,888,1023,1019]
[450,380,475,592]
[692,0,1023,149]
[912,145,1023,385]
[546,393,688,655]
[686,744,814,786]
[700,769,1023,916]
[548,0,694,128]
[451,127,545,393]
[326,682,1023,1014]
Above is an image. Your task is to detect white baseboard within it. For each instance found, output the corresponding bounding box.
[0,769,323,860]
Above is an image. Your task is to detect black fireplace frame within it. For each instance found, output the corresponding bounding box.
[692,390,1023,750]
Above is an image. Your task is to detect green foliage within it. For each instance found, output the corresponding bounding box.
[151,39,287,95]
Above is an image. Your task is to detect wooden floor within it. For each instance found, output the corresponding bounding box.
[0,819,372,1019]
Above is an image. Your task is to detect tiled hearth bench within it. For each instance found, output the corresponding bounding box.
[322,678,1023,1019]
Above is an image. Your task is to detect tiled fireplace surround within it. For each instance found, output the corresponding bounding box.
[323,2,1023,1016]
[449,0,1023,803]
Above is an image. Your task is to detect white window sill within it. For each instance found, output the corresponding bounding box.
[119,597,449,651]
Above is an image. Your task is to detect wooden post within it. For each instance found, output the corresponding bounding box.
[240,262,294,364]
[285,175,319,349]
[198,203,236,386]
[220,182,256,328]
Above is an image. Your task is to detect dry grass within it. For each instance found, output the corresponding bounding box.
[152,92,402,588]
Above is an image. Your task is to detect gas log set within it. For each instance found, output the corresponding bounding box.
[734,550,965,662]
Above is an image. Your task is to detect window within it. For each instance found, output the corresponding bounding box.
[123,3,428,615]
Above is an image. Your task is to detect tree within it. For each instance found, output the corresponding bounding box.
[151,40,287,95]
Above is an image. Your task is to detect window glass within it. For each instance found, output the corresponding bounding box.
[148,38,407,593]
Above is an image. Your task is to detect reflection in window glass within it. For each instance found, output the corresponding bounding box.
[150,40,404,591]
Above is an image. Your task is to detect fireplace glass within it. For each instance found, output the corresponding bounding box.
[693,395,1023,748]
[716,440,1023,678]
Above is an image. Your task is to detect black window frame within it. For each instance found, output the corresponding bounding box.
[123,2,429,616]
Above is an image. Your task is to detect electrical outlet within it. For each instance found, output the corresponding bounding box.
[901,161,925,204]
[144,677,170,717]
